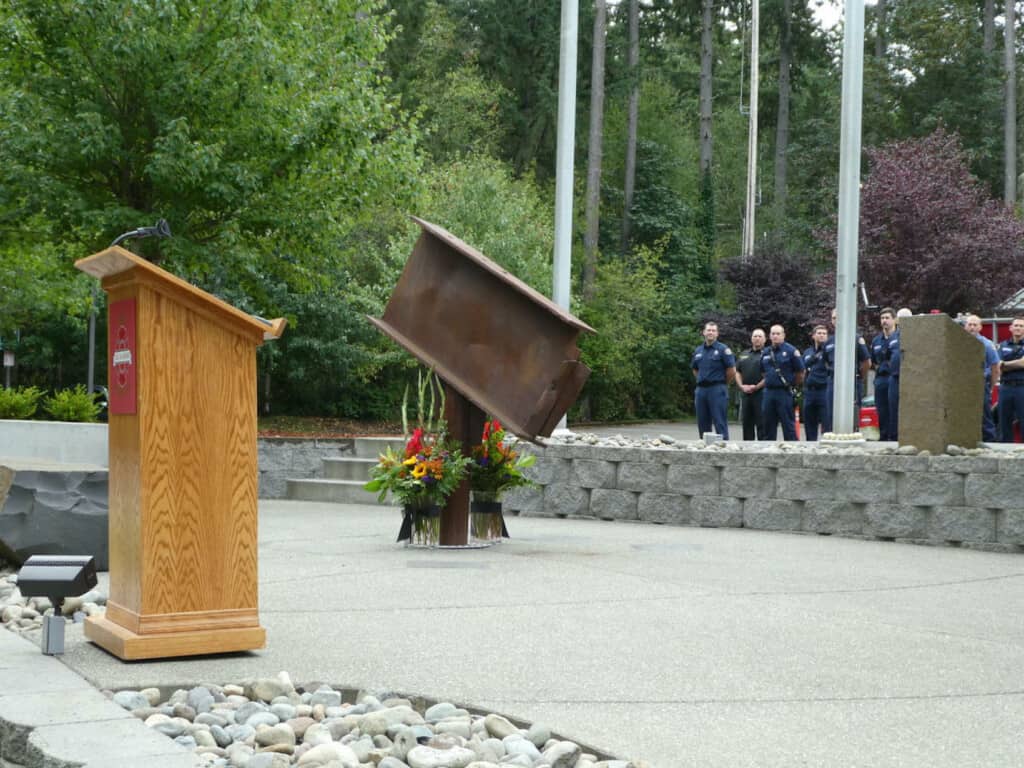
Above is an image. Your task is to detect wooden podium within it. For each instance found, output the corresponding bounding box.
[75,246,285,660]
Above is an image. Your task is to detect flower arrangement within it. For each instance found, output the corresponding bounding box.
[468,419,536,502]
[364,369,471,511]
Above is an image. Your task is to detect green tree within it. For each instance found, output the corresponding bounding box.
[0,0,421,322]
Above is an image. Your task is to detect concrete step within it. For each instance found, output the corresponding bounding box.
[285,478,398,506]
[322,456,378,481]
[352,436,405,459]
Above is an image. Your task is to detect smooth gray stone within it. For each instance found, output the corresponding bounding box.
[245,711,280,729]
[502,736,541,760]
[188,686,215,714]
[113,690,150,712]
[249,678,291,703]
[378,758,412,768]
[269,702,297,722]
[423,702,459,722]
[151,718,188,738]
[542,740,582,768]
[247,753,290,768]
[196,712,229,728]
[526,723,552,749]
[254,723,296,747]
[171,703,196,721]
[210,724,232,748]
[309,687,342,708]
[172,734,197,749]
[234,701,268,725]
[406,744,476,768]
[225,723,256,742]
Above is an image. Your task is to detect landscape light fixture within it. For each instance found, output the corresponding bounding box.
[86,219,173,395]
[16,555,98,655]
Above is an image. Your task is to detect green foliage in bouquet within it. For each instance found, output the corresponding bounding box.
[469,419,536,500]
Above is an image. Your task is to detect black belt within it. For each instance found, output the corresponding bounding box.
[766,385,789,390]
[696,381,725,388]
[805,384,827,390]
[1003,380,1024,387]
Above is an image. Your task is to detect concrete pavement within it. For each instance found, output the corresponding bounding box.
[2,500,1021,767]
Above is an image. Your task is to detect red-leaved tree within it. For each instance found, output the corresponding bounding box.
[855,129,1024,314]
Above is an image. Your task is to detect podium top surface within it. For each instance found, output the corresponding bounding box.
[76,246,286,340]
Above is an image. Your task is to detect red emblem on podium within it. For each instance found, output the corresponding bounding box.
[108,298,137,414]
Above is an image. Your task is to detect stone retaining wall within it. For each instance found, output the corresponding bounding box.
[257,438,353,499]
[502,444,1024,553]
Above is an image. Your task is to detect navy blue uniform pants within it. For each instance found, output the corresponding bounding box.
[999,382,1024,442]
[803,387,830,441]
[982,381,996,442]
[825,380,862,434]
[763,388,797,441]
[874,375,893,441]
[888,375,900,441]
[696,383,729,439]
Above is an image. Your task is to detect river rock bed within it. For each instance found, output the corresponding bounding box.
[0,573,647,767]
[99,676,647,768]
[539,430,1024,457]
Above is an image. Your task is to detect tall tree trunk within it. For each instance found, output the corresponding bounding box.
[984,0,995,54]
[621,0,639,253]
[699,0,714,176]
[583,0,607,302]
[774,0,792,221]
[874,0,888,58]
[698,0,715,276]
[1006,0,1017,207]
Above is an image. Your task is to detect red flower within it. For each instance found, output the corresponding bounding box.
[405,428,424,458]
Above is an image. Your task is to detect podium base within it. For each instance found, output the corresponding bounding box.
[84,614,266,660]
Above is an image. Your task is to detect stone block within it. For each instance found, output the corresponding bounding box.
[0,465,109,570]
[996,456,1024,474]
[525,458,572,486]
[996,509,1024,545]
[258,472,289,500]
[659,450,695,465]
[617,462,666,493]
[743,498,802,530]
[927,507,996,543]
[741,452,801,468]
[965,474,1020,509]
[864,504,927,539]
[832,471,896,503]
[720,467,776,498]
[895,472,963,507]
[774,469,836,500]
[637,493,690,525]
[691,496,743,527]
[571,459,617,489]
[257,442,293,472]
[802,453,869,471]
[503,486,543,514]
[590,489,638,520]
[666,465,720,496]
[543,483,589,517]
[803,501,865,535]
[928,455,999,474]
[871,454,930,473]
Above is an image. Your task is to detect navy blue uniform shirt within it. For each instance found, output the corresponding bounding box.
[825,335,870,379]
[802,344,830,387]
[888,330,903,376]
[691,341,736,384]
[760,342,805,388]
[870,332,898,375]
[999,338,1024,382]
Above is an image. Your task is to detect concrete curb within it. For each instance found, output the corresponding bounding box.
[0,629,189,768]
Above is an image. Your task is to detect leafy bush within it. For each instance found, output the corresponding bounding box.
[42,385,101,423]
[0,386,44,419]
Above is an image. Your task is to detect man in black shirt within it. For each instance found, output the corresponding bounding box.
[734,328,766,440]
